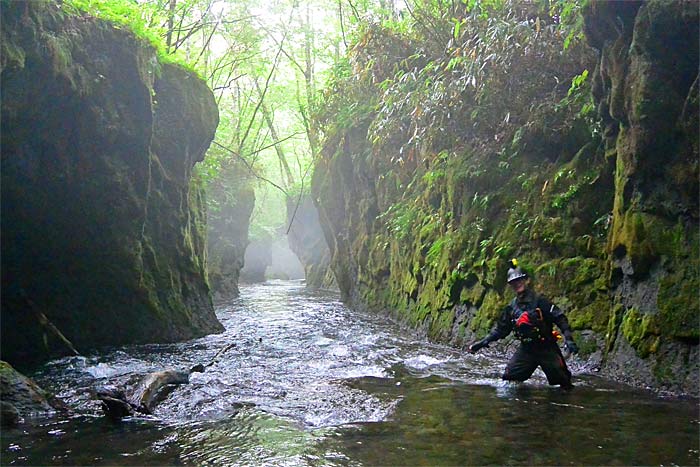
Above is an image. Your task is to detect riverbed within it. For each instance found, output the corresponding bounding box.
[3,281,698,465]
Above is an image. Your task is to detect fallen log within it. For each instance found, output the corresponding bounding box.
[129,369,192,414]
[96,366,202,418]
[94,342,238,419]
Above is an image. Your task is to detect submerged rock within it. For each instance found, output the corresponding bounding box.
[0,361,61,426]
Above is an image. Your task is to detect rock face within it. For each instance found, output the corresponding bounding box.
[267,238,305,280]
[0,361,60,425]
[311,1,698,394]
[1,2,223,367]
[583,0,699,393]
[286,194,335,289]
[206,160,255,302]
[240,238,273,283]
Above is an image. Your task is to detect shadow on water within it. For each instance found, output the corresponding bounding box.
[2,281,698,466]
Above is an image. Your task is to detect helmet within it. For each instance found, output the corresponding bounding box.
[507,258,527,283]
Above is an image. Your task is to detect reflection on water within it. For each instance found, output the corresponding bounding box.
[3,281,698,466]
[328,376,699,466]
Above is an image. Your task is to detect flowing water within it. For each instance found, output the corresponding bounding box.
[3,281,698,466]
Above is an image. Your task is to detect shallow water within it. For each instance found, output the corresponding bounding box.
[3,281,698,465]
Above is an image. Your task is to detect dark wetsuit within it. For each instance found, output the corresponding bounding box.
[484,289,573,387]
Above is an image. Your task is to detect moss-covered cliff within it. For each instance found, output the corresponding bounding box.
[583,0,699,392]
[1,1,223,367]
[311,1,698,394]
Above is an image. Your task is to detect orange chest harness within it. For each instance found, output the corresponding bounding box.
[511,300,552,344]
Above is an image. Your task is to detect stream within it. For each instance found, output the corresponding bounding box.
[3,281,698,466]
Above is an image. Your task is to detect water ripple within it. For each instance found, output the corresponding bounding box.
[6,281,695,466]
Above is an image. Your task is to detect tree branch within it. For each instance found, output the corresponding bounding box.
[211,138,304,197]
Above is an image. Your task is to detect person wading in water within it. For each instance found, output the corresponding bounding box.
[468,259,578,389]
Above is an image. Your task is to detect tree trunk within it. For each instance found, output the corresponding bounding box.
[303,3,321,159]
[166,0,177,52]
[255,80,295,187]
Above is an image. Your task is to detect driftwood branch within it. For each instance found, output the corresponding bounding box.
[96,368,200,418]
[129,369,193,414]
[205,342,237,368]
[20,290,80,357]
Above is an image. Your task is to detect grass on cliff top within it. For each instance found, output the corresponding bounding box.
[62,0,196,74]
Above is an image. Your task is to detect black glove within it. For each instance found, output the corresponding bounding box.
[468,338,490,353]
[565,339,578,354]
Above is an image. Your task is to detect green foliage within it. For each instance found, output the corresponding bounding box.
[568,69,589,96]
[550,0,588,50]
[380,201,420,240]
[336,0,596,172]
[426,237,446,267]
[557,68,598,133]
[421,168,445,188]
[550,183,580,209]
[311,0,609,349]
[62,0,192,70]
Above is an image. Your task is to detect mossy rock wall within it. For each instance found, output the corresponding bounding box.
[583,0,699,393]
[1,1,223,368]
[312,1,698,394]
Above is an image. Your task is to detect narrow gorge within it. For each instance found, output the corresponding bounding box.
[1,1,698,464]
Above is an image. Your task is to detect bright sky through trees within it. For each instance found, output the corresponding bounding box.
[63,0,411,240]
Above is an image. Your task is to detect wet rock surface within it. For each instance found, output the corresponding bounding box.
[0,361,59,426]
[310,1,698,395]
[1,1,222,367]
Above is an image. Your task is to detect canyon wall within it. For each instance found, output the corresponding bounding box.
[311,0,698,394]
[1,1,223,366]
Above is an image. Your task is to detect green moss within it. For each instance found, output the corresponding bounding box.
[532,256,609,332]
[428,309,456,340]
[610,211,675,277]
[469,290,503,337]
[400,269,419,297]
[529,216,567,251]
[611,214,699,340]
[458,280,486,307]
[412,303,431,326]
[0,360,15,376]
[620,308,661,358]
[43,33,73,74]
[572,331,598,357]
[605,303,623,352]
[651,361,674,383]
[567,297,610,333]
[1,39,25,71]
[188,173,208,278]
[657,262,700,339]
